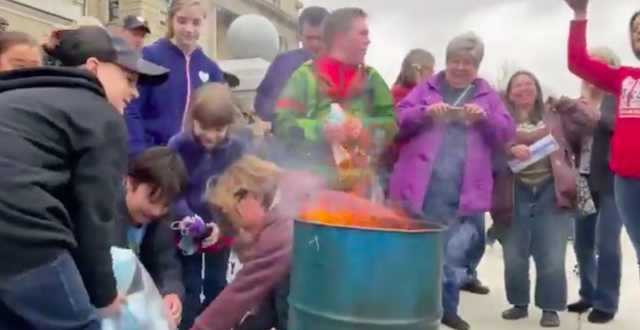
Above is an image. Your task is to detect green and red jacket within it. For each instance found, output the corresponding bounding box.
[273,58,397,186]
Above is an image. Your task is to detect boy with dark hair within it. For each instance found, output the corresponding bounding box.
[113,146,188,326]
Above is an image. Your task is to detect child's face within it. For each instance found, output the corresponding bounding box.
[234,193,268,235]
[194,121,228,149]
[125,179,169,224]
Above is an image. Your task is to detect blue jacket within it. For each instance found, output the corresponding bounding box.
[125,38,225,158]
[167,132,247,222]
[254,48,311,122]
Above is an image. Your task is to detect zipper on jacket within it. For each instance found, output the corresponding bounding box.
[181,55,192,129]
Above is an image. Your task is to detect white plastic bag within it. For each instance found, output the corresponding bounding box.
[101,247,176,330]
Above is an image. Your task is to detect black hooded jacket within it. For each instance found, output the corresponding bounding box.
[0,67,128,308]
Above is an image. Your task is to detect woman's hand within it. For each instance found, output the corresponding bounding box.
[462,104,487,122]
[563,0,588,15]
[510,144,531,161]
[425,102,448,117]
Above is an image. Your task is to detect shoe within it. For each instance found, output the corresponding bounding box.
[540,311,560,327]
[441,313,470,330]
[587,309,615,324]
[567,300,592,314]
[460,281,490,295]
[501,306,528,320]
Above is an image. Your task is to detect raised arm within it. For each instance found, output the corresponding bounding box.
[567,14,622,94]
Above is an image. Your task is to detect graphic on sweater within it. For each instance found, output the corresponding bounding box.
[620,77,640,118]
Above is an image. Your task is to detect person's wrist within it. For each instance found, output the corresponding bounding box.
[573,11,587,20]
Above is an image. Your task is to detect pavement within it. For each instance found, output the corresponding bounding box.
[460,228,638,330]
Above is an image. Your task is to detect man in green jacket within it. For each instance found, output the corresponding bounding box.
[274,7,396,195]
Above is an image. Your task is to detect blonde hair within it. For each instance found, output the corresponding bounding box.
[166,0,205,39]
[589,46,620,68]
[181,83,238,132]
[394,48,435,87]
[206,155,282,226]
[581,46,620,96]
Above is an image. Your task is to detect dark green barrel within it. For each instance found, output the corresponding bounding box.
[288,219,445,330]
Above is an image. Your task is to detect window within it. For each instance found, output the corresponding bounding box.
[108,0,119,22]
[74,0,87,14]
[279,37,288,52]
[160,0,171,25]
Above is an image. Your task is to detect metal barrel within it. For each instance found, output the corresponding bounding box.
[289,219,445,330]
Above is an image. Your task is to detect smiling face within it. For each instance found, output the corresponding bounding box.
[87,59,139,113]
[444,51,478,89]
[170,2,204,49]
[508,73,539,111]
[125,180,170,224]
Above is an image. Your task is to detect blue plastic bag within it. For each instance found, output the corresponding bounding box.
[101,247,176,330]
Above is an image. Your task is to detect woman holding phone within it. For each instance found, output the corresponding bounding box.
[389,32,515,330]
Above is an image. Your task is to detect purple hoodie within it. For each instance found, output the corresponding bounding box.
[388,71,516,215]
[254,49,312,122]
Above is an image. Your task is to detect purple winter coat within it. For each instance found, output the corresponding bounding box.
[388,71,516,215]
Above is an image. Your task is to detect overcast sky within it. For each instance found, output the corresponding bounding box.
[304,0,639,96]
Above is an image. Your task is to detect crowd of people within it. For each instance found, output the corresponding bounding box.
[0,0,637,329]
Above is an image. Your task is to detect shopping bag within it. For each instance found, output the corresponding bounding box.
[101,247,176,330]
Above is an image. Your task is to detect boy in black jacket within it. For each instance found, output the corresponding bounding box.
[0,26,168,329]
[115,146,188,326]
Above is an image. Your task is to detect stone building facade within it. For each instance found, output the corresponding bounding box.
[0,0,302,59]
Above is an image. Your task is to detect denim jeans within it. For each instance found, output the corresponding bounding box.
[179,249,231,330]
[503,179,571,311]
[614,175,640,271]
[0,251,100,330]
[440,214,485,315]
[573,194,622,314]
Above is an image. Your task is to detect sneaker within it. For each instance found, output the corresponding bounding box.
[566,300,592,314]
[540,311,560,327]
[441,313,470,330]
[587,309,615,324]
[501,306,528,320]
[460,281,490,295]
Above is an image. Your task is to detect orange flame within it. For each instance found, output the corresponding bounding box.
[299,190,421,231]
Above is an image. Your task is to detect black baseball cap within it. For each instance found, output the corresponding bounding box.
[122,14,151,34]
[55,26,169,86]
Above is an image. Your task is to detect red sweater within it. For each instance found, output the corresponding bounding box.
[568,19,640,178]
[391,84,415,105]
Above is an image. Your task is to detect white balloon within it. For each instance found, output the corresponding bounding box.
[226,14,280,61]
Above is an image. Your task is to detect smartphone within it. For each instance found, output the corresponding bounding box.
[446,106,464,121]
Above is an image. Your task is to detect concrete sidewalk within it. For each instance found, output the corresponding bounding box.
[460,230,638,330]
